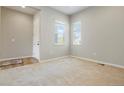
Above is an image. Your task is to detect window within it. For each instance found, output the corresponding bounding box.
[72,22,81,45]
[54,21,65,45]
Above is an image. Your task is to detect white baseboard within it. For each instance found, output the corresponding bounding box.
[40,56,69,63]
[71,55,124,69]
[1,55,124,69]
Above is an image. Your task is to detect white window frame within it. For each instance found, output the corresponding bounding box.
[72,21,81,45]
[54,20,65,45]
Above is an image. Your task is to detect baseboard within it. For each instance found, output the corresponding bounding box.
[71,55,124,69]
[0,56,68,63]
[2,55,123,69]
[40,56,69,63]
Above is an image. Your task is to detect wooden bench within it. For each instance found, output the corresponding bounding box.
[0,57,39,70]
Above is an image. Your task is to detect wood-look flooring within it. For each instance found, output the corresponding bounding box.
[0,57,124,85]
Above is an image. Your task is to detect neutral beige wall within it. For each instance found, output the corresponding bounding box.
[70,6,124,66]
[39,7,70,60]
[0,7,2,58]
[1,7,33,59]
[0,7,69,60]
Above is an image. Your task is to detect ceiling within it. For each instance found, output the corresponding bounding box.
[49,6,89,15]
[4,6,88,15]
[5,6,40,15]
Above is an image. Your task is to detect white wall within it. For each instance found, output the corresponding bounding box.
[1,7,33,59]
[39,7,70,60]
[70,6,124,66]
[33,12,41,59]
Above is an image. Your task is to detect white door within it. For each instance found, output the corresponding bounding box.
[33,12,40,60]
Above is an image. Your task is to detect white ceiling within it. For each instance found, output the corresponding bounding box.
[5,6,40,15]
[49,6,89,15]
[4,6,88,15]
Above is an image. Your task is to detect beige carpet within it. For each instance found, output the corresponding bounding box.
[0,57,124,86]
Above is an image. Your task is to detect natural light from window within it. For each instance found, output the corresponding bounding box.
[73,21,81,45]
[54,21,65,45]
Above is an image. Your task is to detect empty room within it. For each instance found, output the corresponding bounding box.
[0,6,124,86]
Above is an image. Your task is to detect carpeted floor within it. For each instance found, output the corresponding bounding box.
[0,57,124,86]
